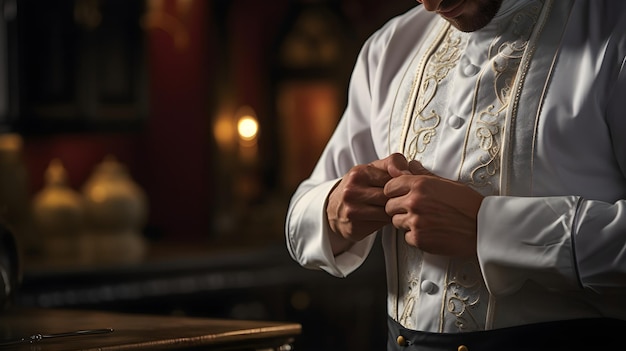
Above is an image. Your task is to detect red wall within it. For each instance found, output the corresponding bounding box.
[22,1,214,242]
[19,0,415,245]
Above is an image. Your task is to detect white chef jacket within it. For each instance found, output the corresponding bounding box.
[285,0,626,333]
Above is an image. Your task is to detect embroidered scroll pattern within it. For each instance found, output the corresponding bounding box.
[462,2,541,194]
[443,260,488,331]
[399,277,419,329]
[395,0,544,332]
[444,2,542,331]
[397,233,423,330]
[406,28,465,161]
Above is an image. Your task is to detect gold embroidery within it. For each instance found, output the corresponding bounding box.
[399,278,419,329]
[468,105,502,190]
[406,29,465,160]
[394,1,549,332]
[447,1,542,330]
[396,228,423,329]
[445,261,484,331]
[460,2,540,194]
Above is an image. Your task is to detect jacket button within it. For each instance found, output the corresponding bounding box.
[396,335,407,346]
[447,115,465,129]
[458,345,469,351]
[463,63,480,76]
[420,279,438,294]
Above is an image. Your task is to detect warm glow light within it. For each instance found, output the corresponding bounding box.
[238,115,259,141]
[214,114,236,150]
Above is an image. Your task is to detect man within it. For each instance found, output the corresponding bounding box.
[285,0,626,349]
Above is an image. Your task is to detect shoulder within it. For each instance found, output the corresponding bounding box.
[570,1,626,34]
[567,1,626,66]
[364,5,439,51]
[357,5,441,69]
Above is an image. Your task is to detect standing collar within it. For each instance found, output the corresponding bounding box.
[496,0,536,18]
[475,0,544,34]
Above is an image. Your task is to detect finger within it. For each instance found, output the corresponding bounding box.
[370,153,411,178]
[351,185,391,207]
[385,196,408,217]
[387,153,412,177]
[367,166,395,187]
[344,164,390,189]
[408,159,435,176]
[351,206,392,223]
[383,175,414,198]
[329,209,390,242]
[337,171,390,206]
[335,200,391,223]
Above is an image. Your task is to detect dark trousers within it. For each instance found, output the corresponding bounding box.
[387,316,626,350]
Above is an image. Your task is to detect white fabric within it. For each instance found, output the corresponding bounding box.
[285,0,626,332]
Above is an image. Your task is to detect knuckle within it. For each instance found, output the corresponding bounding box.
[341,184,360,201]
[411,176,430,191]
[341,204,358,219]
[344,169,360,183]
[409,177,437,201]
[405,195,422,210]
[406,215,422,230]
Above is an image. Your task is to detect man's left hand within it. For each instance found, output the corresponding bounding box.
[384,160,484,257]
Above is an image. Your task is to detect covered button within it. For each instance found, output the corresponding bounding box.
[447,115,465,129]
[463,63,480,76]
[420,279,438,294]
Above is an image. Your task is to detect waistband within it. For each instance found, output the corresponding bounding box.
[387,315,626,351]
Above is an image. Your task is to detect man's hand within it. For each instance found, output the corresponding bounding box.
[327,153,411,254]
[384,160,484,257]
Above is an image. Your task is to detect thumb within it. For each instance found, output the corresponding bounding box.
[385,153,412,177]
[408,160,435,176]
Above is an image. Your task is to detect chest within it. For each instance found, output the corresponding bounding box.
[390,11,540,195]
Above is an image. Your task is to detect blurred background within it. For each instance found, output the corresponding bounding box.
[0,0,415,350]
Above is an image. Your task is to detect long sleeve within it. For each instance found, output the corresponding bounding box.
[285,28,389,278]
[478,15,626,297]
[477,195,626,295]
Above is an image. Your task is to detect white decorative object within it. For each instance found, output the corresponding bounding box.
[82,155,148,265]
[32,159,85,266]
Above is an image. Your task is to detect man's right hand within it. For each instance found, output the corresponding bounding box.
[326,153,411,255]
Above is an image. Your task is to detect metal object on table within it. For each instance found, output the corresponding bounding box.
[0,328,114,346]
[0,309,301,350]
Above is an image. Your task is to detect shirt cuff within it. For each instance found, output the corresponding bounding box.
[286,179,373,277]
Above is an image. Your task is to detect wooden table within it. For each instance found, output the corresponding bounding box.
[0,308,301,350]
